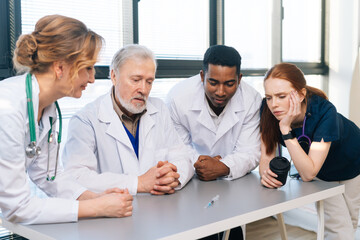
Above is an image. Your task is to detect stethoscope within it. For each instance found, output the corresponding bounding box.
[278,115,312,154]
[297,115,312,153]
[279,115,312,179]
[25,73,62,181]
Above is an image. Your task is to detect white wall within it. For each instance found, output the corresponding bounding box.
[328,0,360,118]
[283,1,360,235]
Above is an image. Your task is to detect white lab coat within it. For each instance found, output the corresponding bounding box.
[62,90,194,195]
[0,74,85,224]
[166,74,262,180]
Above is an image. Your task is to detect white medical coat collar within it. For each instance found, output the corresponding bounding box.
[28,74,57,145]
[97,90,157,148]
[190,78,245,139]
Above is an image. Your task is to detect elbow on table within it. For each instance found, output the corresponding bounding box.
[300,172,316,182]
[2,208,29,225]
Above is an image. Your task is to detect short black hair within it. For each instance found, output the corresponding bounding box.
[203,45,242,74]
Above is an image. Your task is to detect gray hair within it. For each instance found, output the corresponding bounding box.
[110,44,157,74]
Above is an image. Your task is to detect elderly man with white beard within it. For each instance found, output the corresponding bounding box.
[62,44,194,196]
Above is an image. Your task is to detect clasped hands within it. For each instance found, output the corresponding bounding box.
[194,155,230,181]
[138,161,180,195]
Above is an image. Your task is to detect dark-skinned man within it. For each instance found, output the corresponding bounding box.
[166,45,262,240]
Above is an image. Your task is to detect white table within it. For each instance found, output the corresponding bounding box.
[1,172,344,240]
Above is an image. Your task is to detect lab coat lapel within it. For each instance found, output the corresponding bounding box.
[139,101,156,144]
[32,76,56,144]
[137,100,157,172]
[215,87,244,142]
[38,103,57,144]
[191,91,217,134]
[98,93,140,174]
[98,93,133,150]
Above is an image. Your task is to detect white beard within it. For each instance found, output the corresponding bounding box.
[116,91,147,114]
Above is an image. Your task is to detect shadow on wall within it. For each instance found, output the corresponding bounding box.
[349,47,360,127]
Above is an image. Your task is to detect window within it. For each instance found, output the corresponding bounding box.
[0,0,21,80]
[282,0,322,63]
[137,0,209,78]
[15,0,328,116]
[138,0,209,60]
[14,0,327,80]
[10,0,328,104]
[21,0,125,65]
[224,0,271,69]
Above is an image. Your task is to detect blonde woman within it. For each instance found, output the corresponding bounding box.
[0,15,132,224]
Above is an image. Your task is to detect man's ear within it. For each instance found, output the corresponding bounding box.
[200,70,205,83]
[237,73,243,85]
[110,69,117,86]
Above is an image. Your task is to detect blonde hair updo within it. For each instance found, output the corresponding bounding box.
[13,14,104,82]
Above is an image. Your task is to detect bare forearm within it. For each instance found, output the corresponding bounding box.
[284,138,316,181]
[217,163,230,177]
[137,175,147,193]
[77,190,99,200]
[259,138,276,178]
[78,199,98,218]
[259,157,271,178]
[78,192,134,219]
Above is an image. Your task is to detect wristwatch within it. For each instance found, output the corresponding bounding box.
[282,130,295,141]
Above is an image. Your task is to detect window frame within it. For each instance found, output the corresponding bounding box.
[0,0,328,80]
[280,0,328,75]
[0,0,21,80]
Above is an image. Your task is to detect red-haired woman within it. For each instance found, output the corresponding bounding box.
[259,63,360,240]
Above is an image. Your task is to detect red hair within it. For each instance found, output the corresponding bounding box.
[261,63,328,155]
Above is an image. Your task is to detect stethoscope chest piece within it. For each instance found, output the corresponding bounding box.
[25,141,41,158]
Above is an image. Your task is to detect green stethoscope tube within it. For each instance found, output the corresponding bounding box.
[26,73,37,146]
[25,73,62,181]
